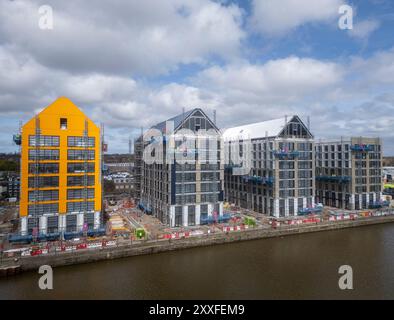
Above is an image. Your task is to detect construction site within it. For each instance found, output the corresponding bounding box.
[1,99,393,276]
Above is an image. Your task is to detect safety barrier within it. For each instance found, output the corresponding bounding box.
[19,240,118,257]
[222,225,249,232]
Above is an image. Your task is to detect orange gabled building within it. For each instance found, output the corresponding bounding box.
[19,97,102,235]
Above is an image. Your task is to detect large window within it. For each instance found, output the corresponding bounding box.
[29,135,59,147]
[28,203,59,216]
[28,189,59,202]
[200,204,208,222]
[201,182,220,192]
[200,163,219,170]
[175,183,196,194]
[47,216,59,233]
[29,163,59,174]
[201,172,220,181]
[67,175,95,187]
[176,194,196,204]
[67,188,95,200]
[201,193,218,202]
[68,136,95,147]
[67,162,95,173]
[174,206,183,227]
[68,149,95,160]
[84,212,95,229]
[28,176,59,188]
[188,206,196,226]
[66,214,77,232]
[67,201,94,213]
[29,149,59,161]
[175,172,196,182]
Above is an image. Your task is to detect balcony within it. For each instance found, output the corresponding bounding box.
[224,164,242,172]
[273,150,299,159]
[350,144,373,152]
[298,205,323,215]
[316,175,351,183]
[242,175,274,186]
[369,200,390,209]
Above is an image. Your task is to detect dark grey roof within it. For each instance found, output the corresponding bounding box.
[153,109,195,132]
[152,108,218,133]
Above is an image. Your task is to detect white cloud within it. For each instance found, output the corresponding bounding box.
[348,19,380,39]
[0,0,245,76]
[0,0,394,154]
[195,57,343,104]
[250,0,344,35]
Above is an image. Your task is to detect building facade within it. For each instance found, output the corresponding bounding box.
[7,174,20,200]
[223,116,315,218]
[135,108,224,227]
[19,97,102,235]
[315,137,383,210]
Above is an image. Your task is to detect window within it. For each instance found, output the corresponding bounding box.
[68,149,95,160]
[188,206,196,226]
[28,189,59,202]
[176,194,196,204]
[201,172,220,181]
[29,163,59,174]
[28,176,59,188]
[279,171,295,179]
[67,188,95,200]
[175,163,196,171]
[67,162,95,173]
[28,203,59,216]
[201,193,218,203]
[175,183,196,194]
[67,201,94,213]
[201,182,219,192]
[47,216,59,233]
[60,118,67,129]
[29,149,59,161]
[174,206,183,227]
[66,214,77,232]
[175,172,196,182]
[67,175,95,187]
[200,163,219,170]
[29,135,59,147]
[68,136,95,148]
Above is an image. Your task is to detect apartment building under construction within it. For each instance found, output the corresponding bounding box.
[16,97,102,236]
[135,108,224,227]
[223,115,316,218]
[315,137,383,210]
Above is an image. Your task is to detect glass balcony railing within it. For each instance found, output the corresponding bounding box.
[316,175,351,183]
[273,150,300,159]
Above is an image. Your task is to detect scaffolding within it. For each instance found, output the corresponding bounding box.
[83,119,89,231]
[33,116,41,236]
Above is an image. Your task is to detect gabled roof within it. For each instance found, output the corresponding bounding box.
[152,108,219,133]
[22,97,99,131]
[222,117,288,140]
[222,115,312,140]
[153,109,195,132]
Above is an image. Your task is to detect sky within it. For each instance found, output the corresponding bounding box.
[0,0,394,154]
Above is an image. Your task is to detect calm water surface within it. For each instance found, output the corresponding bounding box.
[1,223,394,299]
